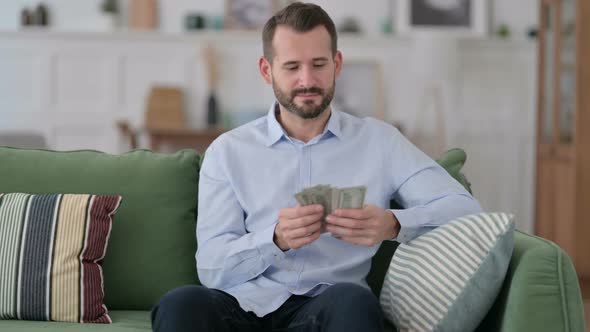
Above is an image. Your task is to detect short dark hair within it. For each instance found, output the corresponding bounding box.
[262,2,337,62]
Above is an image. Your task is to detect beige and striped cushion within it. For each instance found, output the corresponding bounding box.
[0,193,121,323]
[380,212,514,332]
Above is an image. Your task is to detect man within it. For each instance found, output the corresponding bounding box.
[151,2,482,331]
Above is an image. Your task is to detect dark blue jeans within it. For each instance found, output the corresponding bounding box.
[151,283,384,331]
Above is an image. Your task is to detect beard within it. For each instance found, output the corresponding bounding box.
[272,78,335,119]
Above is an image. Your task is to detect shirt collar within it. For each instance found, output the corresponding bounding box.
[265,101,343,147]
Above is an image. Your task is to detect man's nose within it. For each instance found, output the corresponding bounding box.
[297,66,315,87]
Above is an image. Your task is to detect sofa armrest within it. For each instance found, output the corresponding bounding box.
[476,230,586,332]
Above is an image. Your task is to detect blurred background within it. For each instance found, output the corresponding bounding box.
[1,1,587,289]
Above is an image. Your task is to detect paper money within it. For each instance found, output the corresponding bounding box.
[337,186,366,209]
[294,184,367,217]
[294,185,366,234]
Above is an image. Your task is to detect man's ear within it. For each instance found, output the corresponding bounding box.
[334,51,343,79]
[259,56,273,84]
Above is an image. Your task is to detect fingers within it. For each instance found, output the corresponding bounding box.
[279,205,324,229]
[325,215,366,229]
[289,230,322,249]
[324,205,380,245]
[276,205,325,250]
[295,213,325,228]
[280,204,324,219]
[325,223,372,238]
[285,220,323,239]
[331,206,371,220]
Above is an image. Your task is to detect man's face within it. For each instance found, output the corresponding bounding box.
[262,25,342,119]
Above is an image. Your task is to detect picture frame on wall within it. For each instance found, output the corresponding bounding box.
[333,60,385,120]
[225,0,281,30]
[396,0,488,36]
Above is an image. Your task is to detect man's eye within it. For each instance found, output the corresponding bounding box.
[286,67,298,71]
[314,64,326,68]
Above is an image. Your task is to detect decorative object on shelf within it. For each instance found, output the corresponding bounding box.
[99,0,119,31]
[396,0,487,37]
[100,0,118,15]
[527,26,538,39]
[20,3,51,28]
[130,0,158,30]
[381,0,394,35]
[20,7,33,27]
[202,44,220,127]
[333,60,385,120]
[33,3,49,26]
[207,15,225,30]
[145,86,186,130]
[207,94,219,127]
[496,23,511,39]
[185,13,206,30]
[225,0,278,30]
[380,18,393,35]
[338,17,363,34]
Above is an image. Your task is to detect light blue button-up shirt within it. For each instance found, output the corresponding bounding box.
[196,103,482,317]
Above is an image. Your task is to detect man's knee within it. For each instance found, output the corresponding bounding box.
[154,285,213,313]
[151,285,226,331]
[310,283,383,331]
[323,283,382,316]
[327,283,378,303]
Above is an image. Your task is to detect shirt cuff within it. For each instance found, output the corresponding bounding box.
[390,208,427,243]
[253,222,289,266]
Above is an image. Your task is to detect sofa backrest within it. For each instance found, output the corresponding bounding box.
[0,147,200,310]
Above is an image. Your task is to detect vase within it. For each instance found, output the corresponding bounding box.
[207,93,218,127]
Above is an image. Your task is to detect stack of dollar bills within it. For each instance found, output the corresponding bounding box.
[294,185,367,216]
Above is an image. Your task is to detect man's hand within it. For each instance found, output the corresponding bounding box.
[325,205,400,246]
[274,204,324,251]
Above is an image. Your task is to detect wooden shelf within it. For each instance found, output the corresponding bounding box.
[0,29,536,51]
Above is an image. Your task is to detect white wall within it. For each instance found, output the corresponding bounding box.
[0,0,538,38]
[0,1,539,232]
[0,30,537,233]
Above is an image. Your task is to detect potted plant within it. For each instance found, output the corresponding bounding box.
[98,0,119,31]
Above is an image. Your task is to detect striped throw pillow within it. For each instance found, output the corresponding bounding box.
[0,193,121,323]
[380,212,514,332]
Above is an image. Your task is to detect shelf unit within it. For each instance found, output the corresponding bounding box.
[535,0,590,296]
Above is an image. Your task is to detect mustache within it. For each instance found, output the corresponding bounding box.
[291,87,323,97]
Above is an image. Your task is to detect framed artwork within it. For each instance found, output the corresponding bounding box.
[396,0,488,36]
[225,0,281,30]
[333,60,385,120]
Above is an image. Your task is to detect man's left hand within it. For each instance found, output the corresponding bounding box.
[325,205,400,246]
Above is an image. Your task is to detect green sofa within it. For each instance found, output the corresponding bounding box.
[0,146,585,331]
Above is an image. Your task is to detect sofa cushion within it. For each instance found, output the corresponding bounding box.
[0,193,121,323]
[380,212,514,332]
[0,310,150,331]
[0,147,200,310]
[367,148,472,296]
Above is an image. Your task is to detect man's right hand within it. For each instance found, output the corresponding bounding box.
[274,204,324,251]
